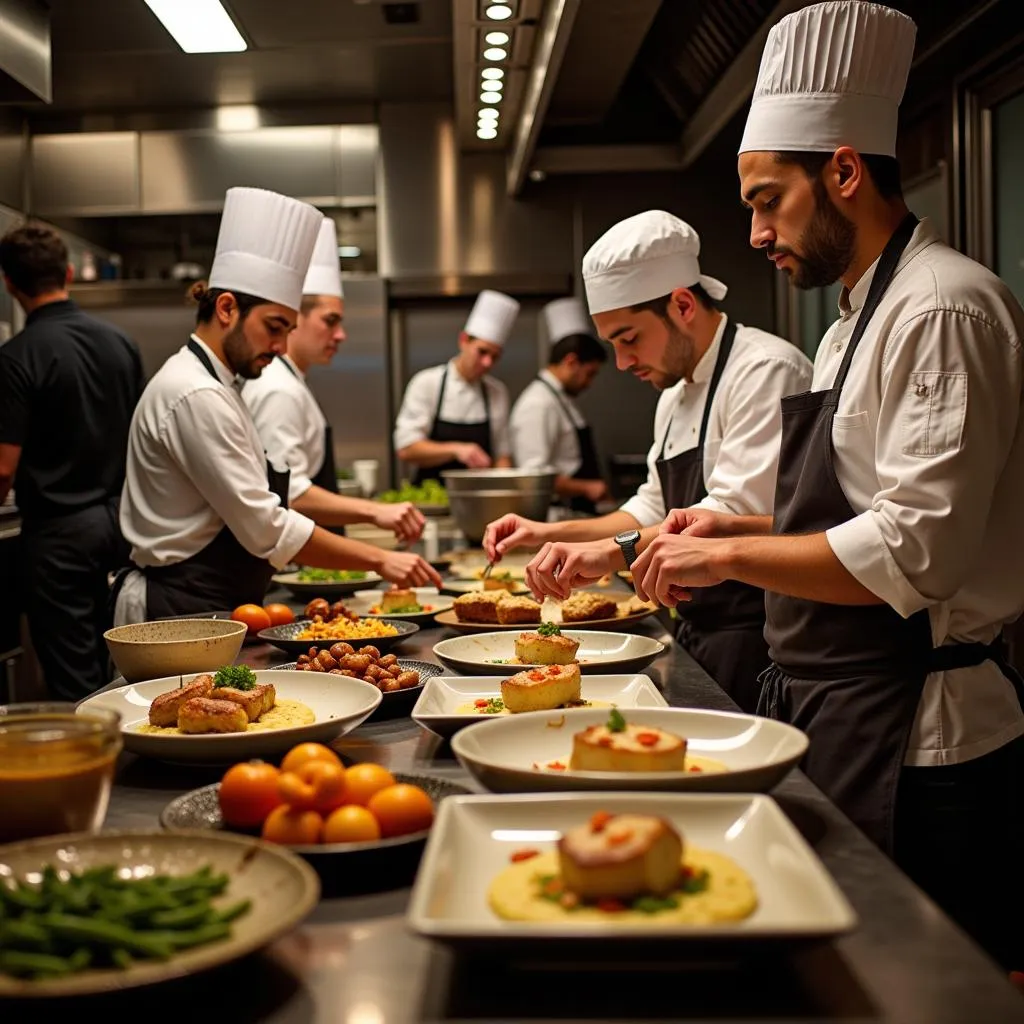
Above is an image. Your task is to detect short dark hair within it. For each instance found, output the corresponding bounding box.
[300,294,322,316]
[0,223,68,297]
[188,281,267,325]
[549,332,607,366]
[629,281,719,319]
[773,150,904,200]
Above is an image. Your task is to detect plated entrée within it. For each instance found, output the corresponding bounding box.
[437,593,657,632]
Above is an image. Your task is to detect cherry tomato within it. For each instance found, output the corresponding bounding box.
[218,761,282,829]
[280,742,342,774]
[263,603,295,627]
[261,805,323,845]
[232,603,272,637]
[367,783,434,838]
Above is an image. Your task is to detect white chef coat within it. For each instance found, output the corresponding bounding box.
[509,368,590,476]
[116,336,315,625]
[620,315,812,527]
[393,360,511,457]
[815,219,1024,767]
[242,355,327,502]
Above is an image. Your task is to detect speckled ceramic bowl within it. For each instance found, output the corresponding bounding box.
[103,619,247,683]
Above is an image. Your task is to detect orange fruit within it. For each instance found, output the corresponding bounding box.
[263,603,295,627]
[280,742,342,774]
[322,805,381,844]
[277,760,348,814]
[218,761,282,829]
[367,783,434,838]
[232,603,272,637]
[261,805,323,845]
[343,763,395,806]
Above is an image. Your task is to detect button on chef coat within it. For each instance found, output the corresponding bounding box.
[509,368,589,475]
[810,219,1024,767]
[242,355,327,502]
[120,336,315,577]
[393,359,511,456]
[620,316,812,526]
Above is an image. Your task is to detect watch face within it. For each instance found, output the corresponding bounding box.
[615,530,640,545]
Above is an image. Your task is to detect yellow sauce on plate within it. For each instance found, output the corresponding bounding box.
[535,753,729,774]
[135,698,315,735]
[455,698,614,716]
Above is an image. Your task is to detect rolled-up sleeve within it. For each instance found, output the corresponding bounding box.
[163,389,315,569]
[511,391,555,469]
[394,371,435,451]
[826,309,1021,617]
[247,387,314,502]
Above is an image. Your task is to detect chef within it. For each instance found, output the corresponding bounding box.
[114,186,440,625]
[394,289,518,481]
[485,212,811,711]
[613,2,1024,967]
[509,297,609,514]
[243,217,424,544]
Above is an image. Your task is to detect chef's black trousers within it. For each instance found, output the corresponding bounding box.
[19,500,127,701]
[895,735,1024,970]
[676,619,771,714]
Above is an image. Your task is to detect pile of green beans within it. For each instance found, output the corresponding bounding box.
[0,863,251,980]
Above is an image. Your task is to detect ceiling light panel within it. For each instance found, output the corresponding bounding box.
[144,0,246,54]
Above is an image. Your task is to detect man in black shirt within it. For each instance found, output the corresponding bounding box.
[0,224,144,700]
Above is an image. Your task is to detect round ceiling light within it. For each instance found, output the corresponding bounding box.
[478,107,499,121]
[481,91,502,104]
[477,126,498,140]
[485,31,510,45]
[485,5,513,21]
[481,67,505,80]
[483,46,507,61]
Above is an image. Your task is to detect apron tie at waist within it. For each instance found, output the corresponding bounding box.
[927,640,1003,672]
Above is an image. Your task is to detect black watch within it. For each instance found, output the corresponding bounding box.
[614,529,641,569]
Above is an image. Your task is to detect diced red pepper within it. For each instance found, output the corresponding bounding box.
[681,865,694,878]
[475,699,489,707]
[546,760,567,771]
[547,666,560,675]
[589,810,613,833]
[636,731,661,747]
[543,878,564,897]
[607,829,633,846]
[688,764,703,773]
[597,736,613,747]
[596,898,627,913]
[528,671,545,681]
[510,848,539,863]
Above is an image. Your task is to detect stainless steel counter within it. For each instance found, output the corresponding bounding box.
[18,591,1024,1022]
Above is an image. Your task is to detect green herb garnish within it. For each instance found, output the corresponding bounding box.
[680,869,710,895]
[213,665,258,690]
[296,568,368,582]
[478,698,505,714]
[536,622,561,637]
[386,604,422,614]
[632,894,680,914]
[607,708,627,733]
[377,479,449,506]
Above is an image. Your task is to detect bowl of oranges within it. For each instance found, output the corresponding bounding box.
[160,742,469,888]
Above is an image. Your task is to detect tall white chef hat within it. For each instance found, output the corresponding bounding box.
[302,217,344,299]
[463,289,520,346]
[739,2,917,157]
[583,211,728,315]
[209,186,323,312]
[543,297,593,343]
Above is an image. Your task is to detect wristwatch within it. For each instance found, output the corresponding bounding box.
[614,529,641,569]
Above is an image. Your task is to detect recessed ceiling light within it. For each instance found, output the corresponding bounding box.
[143,0,246,53]
[481,67,505,80]
[483,46,507,61]
[478,108,500,121]
[485,31,510,45]
[482,77,504,90]
[338,246,362,259]
[485,4,513,21]
[477,126,498,140]
[480,91,502,104]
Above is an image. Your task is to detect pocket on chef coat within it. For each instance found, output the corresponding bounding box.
[901,371,967,457]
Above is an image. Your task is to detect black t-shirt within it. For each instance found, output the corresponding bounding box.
[0,299,144,519]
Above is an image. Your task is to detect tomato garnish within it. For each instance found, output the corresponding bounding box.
[546,760,567,771]
[528,671,545,681]
[636,731,661,747]
[590,811,613,833]
[510,848,540,863]
[596,898,627,913]
[688,764,703,773]
[474,699,488,708]
[607,828,633,846]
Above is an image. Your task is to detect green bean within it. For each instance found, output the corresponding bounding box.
[68,948,92,971]
[0,883,43,911]
[213,899,251,925]
[149,903,213,930]
[0,918,51,951]
[0,950,76,978]
[148,921,231,950]
[111,948,133,970]
[41,914,173,960]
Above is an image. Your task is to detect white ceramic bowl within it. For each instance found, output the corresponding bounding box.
[103,618,247,684]
[451,706,808,793]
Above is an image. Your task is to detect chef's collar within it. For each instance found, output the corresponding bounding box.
[449,357,481,386]
[540,367,565,393]
[281,353,306,380]
[190,333,241,390]
[690,313,729,386]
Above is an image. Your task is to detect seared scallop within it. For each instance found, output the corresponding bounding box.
[177,697,248,734]
[148,675,214,727]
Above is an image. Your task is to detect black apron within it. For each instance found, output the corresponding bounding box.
[412,366,493,484]
[654,319,769,713]
[536,375,603,515]
[275,355,339,494]
[111,339,292,621]
[758,213,1024,852]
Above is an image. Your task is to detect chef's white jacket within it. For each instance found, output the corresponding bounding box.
[393,360,511,457]
[620,315,812,526]
[115,336,315,625]
[509,368,590,476]
[242,355,327,502]
[816,219,1024,766]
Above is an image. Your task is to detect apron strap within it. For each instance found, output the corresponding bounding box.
[537,374,583,428]
[187,337,224,382]
[275,353,300,380]
[432,365,492,438]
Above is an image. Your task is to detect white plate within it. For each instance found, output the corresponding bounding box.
[407,792,856,945]
[271,570,383,598]
[344,587,455,621]
[411,673,669,738]
[78,670,382,764]
[441,579,532,596]
[450,706,808,793]
[432,630,665,676]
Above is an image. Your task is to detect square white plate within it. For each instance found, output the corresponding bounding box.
[411,673,668,738]
[407,792,856,945]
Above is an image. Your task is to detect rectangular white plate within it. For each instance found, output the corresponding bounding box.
[411,673,668,738]
[407,792,857,944]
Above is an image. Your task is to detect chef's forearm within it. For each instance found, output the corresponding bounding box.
[294,527,388,573]
[397,440,460,467]
[723,514,774,536]
[291,486,379,527]
[554,475,598,498]
[544,510,641,544]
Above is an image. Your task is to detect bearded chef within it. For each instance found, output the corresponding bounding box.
[591,2,1024,968]
[485,213,811,712]
[394,289,518,482]
[243,217,423,544]
[509,297,609,514]
[114,187,439,625]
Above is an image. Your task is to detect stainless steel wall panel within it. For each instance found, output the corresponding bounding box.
[0,0,50,103]
[30,132,140,215]
[336,124,379,205]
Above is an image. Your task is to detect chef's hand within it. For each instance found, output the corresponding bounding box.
[526,540,617,602]
[661,507,734,539]
[581,480,610,504]
[378,550,442,589]
[631,534,725,607]
[373,501,425,544]
[483,514,548,563]
[454,443,492,469]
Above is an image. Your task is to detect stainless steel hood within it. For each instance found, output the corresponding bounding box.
[0,0,50,104]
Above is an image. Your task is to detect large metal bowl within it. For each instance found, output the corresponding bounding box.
[442,469,555,543]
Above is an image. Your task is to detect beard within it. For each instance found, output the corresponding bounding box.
[642,319,691,390]
[774,178,856,290]
[223,319,272,380]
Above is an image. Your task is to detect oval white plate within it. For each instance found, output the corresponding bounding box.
[78,670,382,764]
[271,570,383,598]
[344,587,455,621]
[451,706,808,793]
[433,630,665,676]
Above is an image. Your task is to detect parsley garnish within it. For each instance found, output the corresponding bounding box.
[536,621,561,637]
[680,869,710,894]
[607,708,627,733]
[213,665,258,690]
[478,698,505,714]
[632,894,680,914]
